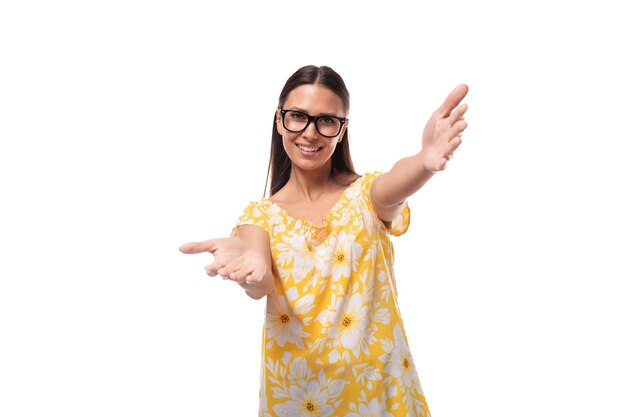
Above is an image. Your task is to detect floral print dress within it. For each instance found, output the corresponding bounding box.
[231,172,431,417]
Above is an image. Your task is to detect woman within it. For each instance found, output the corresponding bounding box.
[180,65,468,416]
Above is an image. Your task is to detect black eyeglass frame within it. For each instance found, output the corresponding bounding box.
[279,109,348,138]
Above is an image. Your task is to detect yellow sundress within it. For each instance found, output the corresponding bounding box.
[231,171,431,417]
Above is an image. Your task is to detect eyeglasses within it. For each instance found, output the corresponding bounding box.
[280,109,347,138]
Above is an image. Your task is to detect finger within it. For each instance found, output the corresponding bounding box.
[229,271,249,285]
[220,263,241,278]
[205,261,223,276]
[246,269,264,285]
[179,238,228,254]
[447,119,468,141]
[235,275,250,285]
[446,137,463,156]
[442,119,467,142]
[448,103,468,125]
[217,267,231,279]
[229,268,249,283]
[436,84,469,118]
[241,273,255,285]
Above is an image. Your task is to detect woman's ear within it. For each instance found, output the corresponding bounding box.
[275,108,283,135]
[338,119,349,142]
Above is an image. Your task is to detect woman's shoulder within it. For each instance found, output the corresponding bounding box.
[237,198,273,216]
[358,170,386,189]
[338,172,362,185]
[345,171,383,191]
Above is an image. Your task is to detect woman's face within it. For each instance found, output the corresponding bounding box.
[276,84,348,175]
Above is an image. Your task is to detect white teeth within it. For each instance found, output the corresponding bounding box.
[297,144,320,152]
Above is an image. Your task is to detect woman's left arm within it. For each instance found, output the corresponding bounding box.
[370,84,469,222]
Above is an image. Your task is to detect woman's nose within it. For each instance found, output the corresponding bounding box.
[302,120,319,139]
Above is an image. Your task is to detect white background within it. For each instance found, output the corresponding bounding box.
[1,1,625,416]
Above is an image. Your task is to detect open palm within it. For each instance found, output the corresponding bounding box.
[421,84,469,173]
[179,238,267,285]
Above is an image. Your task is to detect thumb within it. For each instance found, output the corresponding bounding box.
[179,239,224,254]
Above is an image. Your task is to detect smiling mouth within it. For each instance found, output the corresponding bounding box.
[296,144,322,152]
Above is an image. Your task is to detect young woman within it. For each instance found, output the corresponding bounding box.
[180,65,468,416]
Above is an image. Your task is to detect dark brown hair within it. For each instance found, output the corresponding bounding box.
[264,65,358,197]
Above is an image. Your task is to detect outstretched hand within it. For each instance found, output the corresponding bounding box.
[179,238,267,285]
[421,84,469,173]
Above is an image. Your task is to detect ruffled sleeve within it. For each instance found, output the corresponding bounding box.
[230,200,271,238]
[359,171,411,236]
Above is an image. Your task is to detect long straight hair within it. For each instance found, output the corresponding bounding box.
[264,65,357,197]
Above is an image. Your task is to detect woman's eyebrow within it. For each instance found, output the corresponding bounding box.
[285,107,342,117]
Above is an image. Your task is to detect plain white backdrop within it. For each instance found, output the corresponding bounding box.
[1,1,624,416]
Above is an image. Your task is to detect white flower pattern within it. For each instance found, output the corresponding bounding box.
[347,395,394,417]
[322,231,362,282]
[266,295,310,349]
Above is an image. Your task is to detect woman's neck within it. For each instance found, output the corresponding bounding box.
[284,166,339,202]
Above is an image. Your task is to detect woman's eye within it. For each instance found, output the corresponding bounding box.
[319,117,338,126]
[290,112,307,121]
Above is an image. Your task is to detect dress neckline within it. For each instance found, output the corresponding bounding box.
[263,175,362,229]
